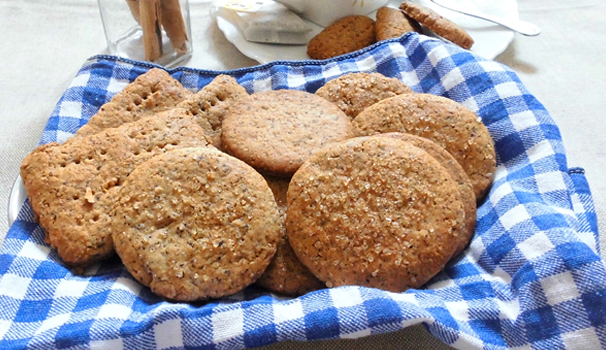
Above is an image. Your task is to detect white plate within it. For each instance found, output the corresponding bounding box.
[213,4,325,62]
[214,0,517,62]
[8,176,26,226]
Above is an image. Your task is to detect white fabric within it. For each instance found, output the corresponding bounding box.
[1,0,604,349]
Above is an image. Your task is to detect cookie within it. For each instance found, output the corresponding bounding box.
[221,90,356,177]
[20,108,211,268]
[112,147,281,301]
[375,6,422,41]
[307,15,376,60]
[353,93,495,200]
[256,176,324,296]
[286,136,465,292]
[378,132,476,257]
[399,1,474,49]
[73,68,193,139]
[315,72,414,119]
[177,75,249,149]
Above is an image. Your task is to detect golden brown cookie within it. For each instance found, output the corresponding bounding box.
[73,68,193,139]
[112,147,281,301]
[177,75,249,149]
[399,1,474,49]
[307,15,376,60]
[256,176,324,296]
[378,133,476,257]
[375,6,422,41]
[315,72,414,119]
[353,93,495,200]
[286,136,464,292]
[221,90,357,177]
[20,108,211,268]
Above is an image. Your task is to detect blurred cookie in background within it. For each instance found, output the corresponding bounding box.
[375,6,422,41]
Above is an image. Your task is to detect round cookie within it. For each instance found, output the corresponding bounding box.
[112,147,281,301]
[286,136,465,292]
[353,93,496,200]
[307,15,376,60]
[221,90,356,177]
[399,1,474,49]
[256,176,324,296]
[315,72,414,119]
[378,132,476,257]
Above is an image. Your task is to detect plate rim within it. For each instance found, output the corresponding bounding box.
[8,175,25,226]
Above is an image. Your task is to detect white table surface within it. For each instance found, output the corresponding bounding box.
[1,0,605,349]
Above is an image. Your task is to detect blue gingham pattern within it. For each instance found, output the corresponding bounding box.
[1,33,605,349]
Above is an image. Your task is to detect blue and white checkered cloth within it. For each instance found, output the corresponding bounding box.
[1,33,605,349]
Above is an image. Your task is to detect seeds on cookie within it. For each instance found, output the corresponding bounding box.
[112,147,281,301]
[221,90,356,177]
[20,109,212,268]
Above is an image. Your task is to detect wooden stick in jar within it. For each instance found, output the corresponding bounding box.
[160,0,189,54]
[139,0,163,61]
[126,0,140,23]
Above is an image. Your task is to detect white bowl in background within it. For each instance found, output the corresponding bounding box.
[273,0,389,27]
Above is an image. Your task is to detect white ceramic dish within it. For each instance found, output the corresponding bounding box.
[8,176,25,226]
[274,0,389,27]
[214,0,518,62]
[213,4,325,62]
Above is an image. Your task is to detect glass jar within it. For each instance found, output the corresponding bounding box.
[97,0,193,68]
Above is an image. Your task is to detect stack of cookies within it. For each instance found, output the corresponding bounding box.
[21,68,495,301]
[307,1,474,60]
[21,69,282,301]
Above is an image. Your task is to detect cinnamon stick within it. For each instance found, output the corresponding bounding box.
[126,0,140,23]
[160,0,189,54]
[139,0,163,61]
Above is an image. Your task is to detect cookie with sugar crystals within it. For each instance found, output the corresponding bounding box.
[73,68,193,139]
[378,132,476,257]
[221,89,356,177]
[315,72,414,119]
[20,108,211,269]
[286,135,464,292]
[256,176,324,296]
[353,93,495,200]
[399,1,474,49]
[112,147,281,301]
[307,15,376,60]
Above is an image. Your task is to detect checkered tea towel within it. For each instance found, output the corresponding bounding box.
[1,33,605,350]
